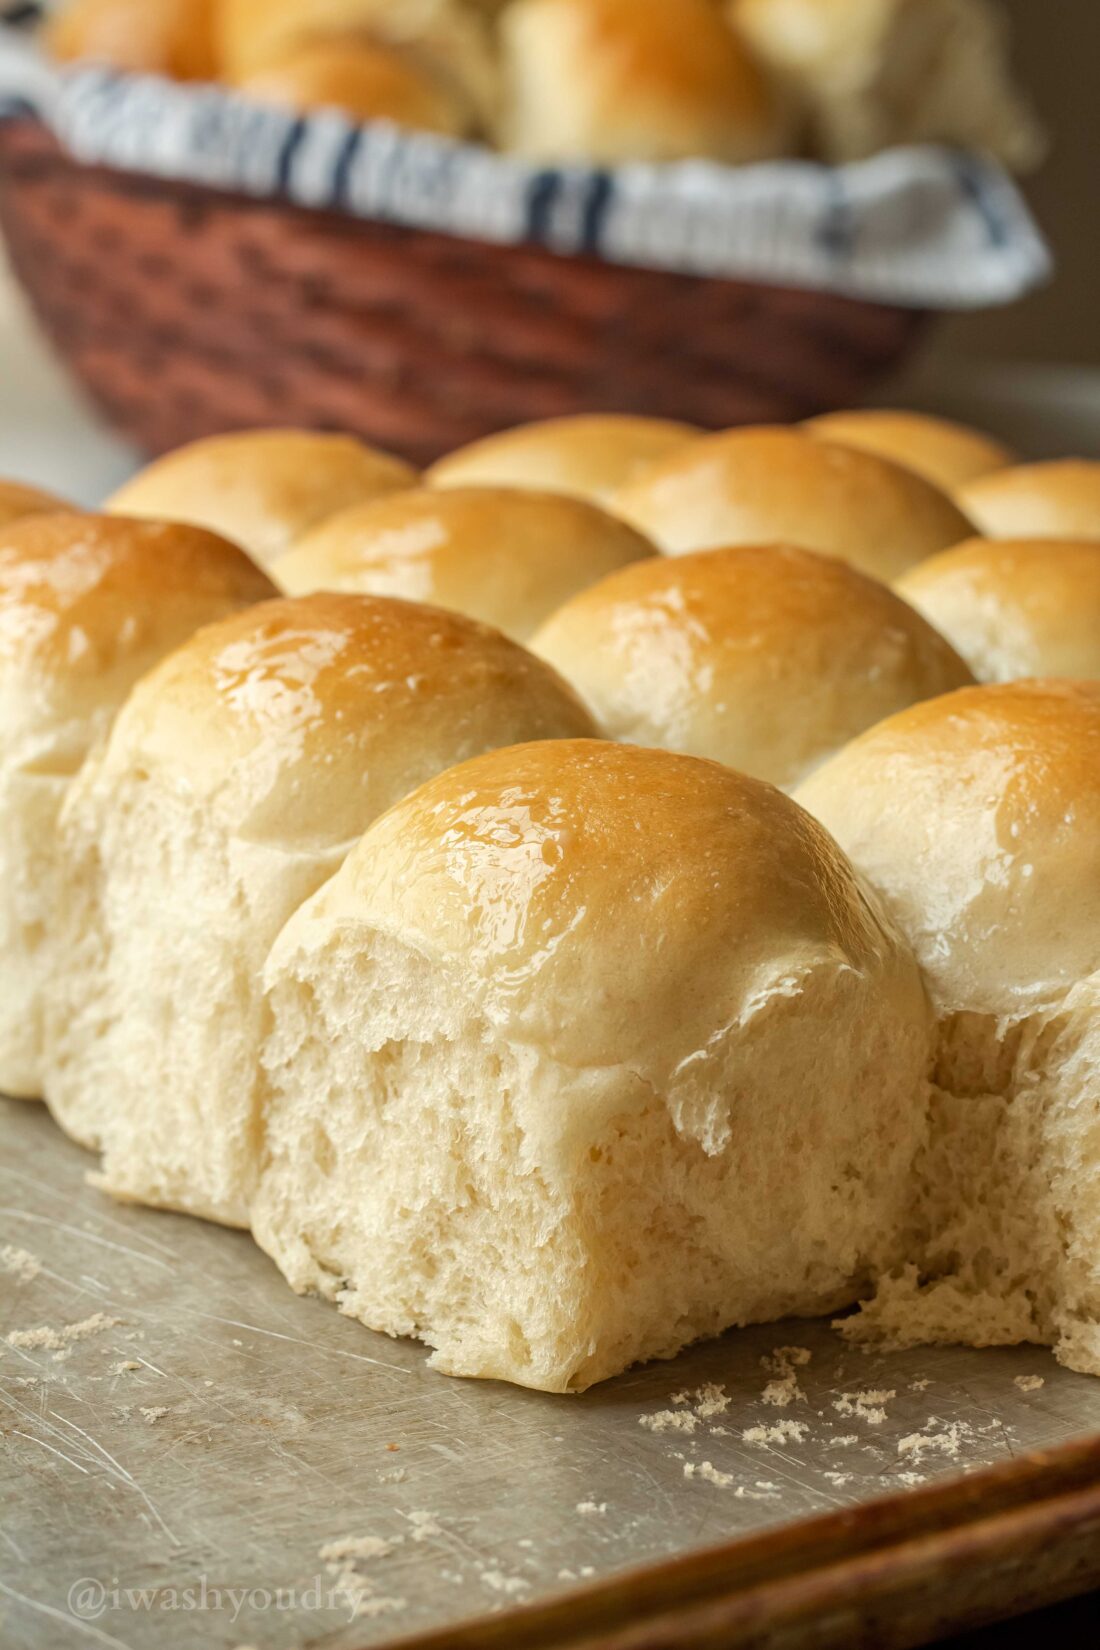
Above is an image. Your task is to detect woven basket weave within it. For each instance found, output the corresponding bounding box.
[0,119,925,467]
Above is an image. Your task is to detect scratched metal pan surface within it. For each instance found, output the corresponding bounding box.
[4,1096,1100,1650]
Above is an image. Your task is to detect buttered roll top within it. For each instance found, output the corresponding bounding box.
[0,512,275,774]
[795,680,1100,1019]
[95,592,597,850]
[427,415,700,505]
[531,544,973,787]
[109,430,417,568]
[274,485,657,642]
[285,736,927,1083]
[612,426,974,580]
[958,462,1100,541]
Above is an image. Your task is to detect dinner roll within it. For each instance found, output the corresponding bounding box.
[613,426,973,580]
[0,479,70,528]
[275,486,656,642]
[731,0,1044,169]
[805,410,1014,493]
[427,415,699,506]
[217,0,497,128]
[45,595,595,1227]
[957,461,1100,541]
[47,0,218,79]
[795,682,1100,1374]
[500,0,790,164]
[897,539,1100,684]
[0,514,274,1101]
[253,739,930,1392]
[109,430,416,569]
[232,37,471,134]
[531,546,971,787]
[218,0,377,72]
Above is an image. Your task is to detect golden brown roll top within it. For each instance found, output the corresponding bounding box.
[532,544,972,787]
[804,409,1014,493]
[499,0,791,163]
[218,0,380,74]
[957,461,1100,541]
[109,430,416,569]
[612,425,974,580]
[0,512,275,773]
[427,415,700,506]
[0,478,70,529]
[99,592,597,848]
[897,538,1100,684]
[795,680,1100,1019]
[289,737,924,1078]
[275,485,657,641]
[231,36,472,132]
[46,0,219,80]
[216,0,498,130]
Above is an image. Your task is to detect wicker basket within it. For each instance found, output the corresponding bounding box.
[0,118,926,467]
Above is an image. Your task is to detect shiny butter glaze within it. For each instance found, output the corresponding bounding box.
[295,738,922,1076]
[275,485,656,641]
[532,543,972,787]
[612,425,974,579]
[796,680,1100,1017]
[0,513,274,771]
[898,537,1100,683]
[103,593,596,849]
[110,429,416,567]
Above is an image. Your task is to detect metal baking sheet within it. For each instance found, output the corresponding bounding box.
[4,1094,1100,1650]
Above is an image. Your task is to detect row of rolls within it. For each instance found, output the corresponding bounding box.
[3,407,1100,1392]
[46,0,1043,170]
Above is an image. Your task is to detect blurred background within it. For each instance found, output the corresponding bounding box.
[0,0,1096,502]
[896,0,1100,454]
[932,0,1097,367]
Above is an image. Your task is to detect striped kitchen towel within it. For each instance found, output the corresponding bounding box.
[0,16,1052,311]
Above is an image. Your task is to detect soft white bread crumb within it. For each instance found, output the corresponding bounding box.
[897,539,1100,685]
[797,682,1100,1373]
[275,486,656,643]
[44,595,595,1226]
[531,545,972,789]
[0,512,274,1100]
[804,410,1013,494]
[731,0,1044,170]
[253,739,930,1392]
[611,426,974,581]
[426,415,699,506]
[108,429,416,568]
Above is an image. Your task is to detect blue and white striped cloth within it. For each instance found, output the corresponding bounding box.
[0,15,1052,312]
